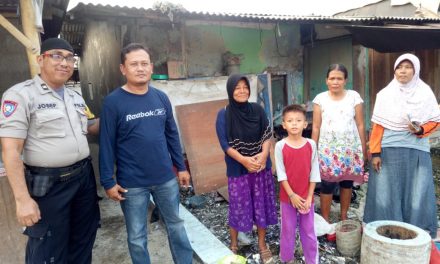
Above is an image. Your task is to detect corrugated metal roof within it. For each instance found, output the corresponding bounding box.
[335,0,440,20]
[67,3,331,21]
[332,15,440,22]
[0,0,19,7]
[0,0,19,14]
[63,2,440,54]
[60,22,85,52]
[67,2,440,23]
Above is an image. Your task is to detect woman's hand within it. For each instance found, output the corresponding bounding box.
[240,156,261,173]
[408,122,422,134]
[372,157,381,173]
[363,157,369,171]
[252,153,266,164]
[252,153,267,172]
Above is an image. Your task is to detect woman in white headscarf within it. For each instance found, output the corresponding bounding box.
[364,53,440,238]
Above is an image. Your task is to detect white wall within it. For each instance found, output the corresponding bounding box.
[152,75,259,151]
[152,75,258,108]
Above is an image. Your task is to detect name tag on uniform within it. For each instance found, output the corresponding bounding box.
[74,103,86,108]
[37,103,57,109]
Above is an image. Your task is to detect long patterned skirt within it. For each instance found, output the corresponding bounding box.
[228,168,278,232]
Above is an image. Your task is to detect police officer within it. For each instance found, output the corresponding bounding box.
[0,38,100,263]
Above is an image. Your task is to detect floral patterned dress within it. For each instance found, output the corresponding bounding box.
[313,90,364,183]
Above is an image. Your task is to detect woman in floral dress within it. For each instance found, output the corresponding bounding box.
[311,64,367,223]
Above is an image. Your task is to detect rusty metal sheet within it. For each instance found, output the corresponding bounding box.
[176,99,228,194]
[167,60,186,79]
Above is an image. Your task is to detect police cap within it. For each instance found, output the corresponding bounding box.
[41,38,74,54]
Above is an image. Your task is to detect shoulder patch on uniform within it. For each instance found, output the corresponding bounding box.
[2,100,18,117]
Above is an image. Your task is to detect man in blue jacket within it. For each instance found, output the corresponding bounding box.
[99,43,193,264]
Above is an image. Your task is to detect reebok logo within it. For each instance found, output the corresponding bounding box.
[126,108,166,121]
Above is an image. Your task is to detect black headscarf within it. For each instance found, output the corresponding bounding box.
[225,74,272,156]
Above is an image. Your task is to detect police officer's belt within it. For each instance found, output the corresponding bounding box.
[25,156,90,180]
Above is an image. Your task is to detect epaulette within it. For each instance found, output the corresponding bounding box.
[40,83,50,90]
[67,87,84,97]
[23,79,35,86]
[9,79,35,92]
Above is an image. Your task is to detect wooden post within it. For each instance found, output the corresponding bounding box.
[0,1,41,261]
[20,0,41,77]
[0,14,39,53]
[0,176,27,263]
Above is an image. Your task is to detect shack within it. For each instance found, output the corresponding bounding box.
[61,1,440,194]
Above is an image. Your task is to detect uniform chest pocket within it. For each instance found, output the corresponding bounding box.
[76,108,88,134]
[35,110,66,138]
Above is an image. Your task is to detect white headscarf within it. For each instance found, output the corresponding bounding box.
[371,53,440,131]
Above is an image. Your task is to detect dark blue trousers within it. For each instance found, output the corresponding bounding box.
[24,159,100,264]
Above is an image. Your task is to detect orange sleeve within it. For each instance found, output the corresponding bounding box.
[418,121,440,138]
[369,123,384,154]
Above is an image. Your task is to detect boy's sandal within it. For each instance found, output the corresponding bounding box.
[259,248,274,264]
[230,245,238,254]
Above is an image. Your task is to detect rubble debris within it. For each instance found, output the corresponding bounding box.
[179,152,440,263]
[185,195,207,209]
[181,186,364,263]
[238,232,253,246]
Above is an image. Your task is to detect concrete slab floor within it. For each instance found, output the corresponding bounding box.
[180,202,233,263]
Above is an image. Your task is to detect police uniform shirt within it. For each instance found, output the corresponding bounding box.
[0,75,90,167]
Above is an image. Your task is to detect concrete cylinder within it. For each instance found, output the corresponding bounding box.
[361,220,431,264]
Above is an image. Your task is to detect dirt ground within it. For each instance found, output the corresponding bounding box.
[91,144,440,264]
[90,143,201,264]
[90,143,174,263]
[92,187,175,264]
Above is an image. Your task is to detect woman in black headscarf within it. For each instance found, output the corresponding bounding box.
[216,74,277,263]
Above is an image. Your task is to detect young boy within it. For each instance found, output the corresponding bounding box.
[275,104,321,264]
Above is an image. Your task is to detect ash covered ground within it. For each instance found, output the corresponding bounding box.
[182,152,440,264]
[181,183,365,264]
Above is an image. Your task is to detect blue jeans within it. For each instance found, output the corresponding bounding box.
[120,178,193,264]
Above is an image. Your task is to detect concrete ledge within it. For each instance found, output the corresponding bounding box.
[179,204,233,264]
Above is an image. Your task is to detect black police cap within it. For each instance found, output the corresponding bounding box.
[40,38,74,54]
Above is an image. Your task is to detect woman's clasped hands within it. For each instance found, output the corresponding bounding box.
[241,153,267,173]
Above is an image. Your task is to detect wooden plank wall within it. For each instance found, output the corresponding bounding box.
[352,45,370,129]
